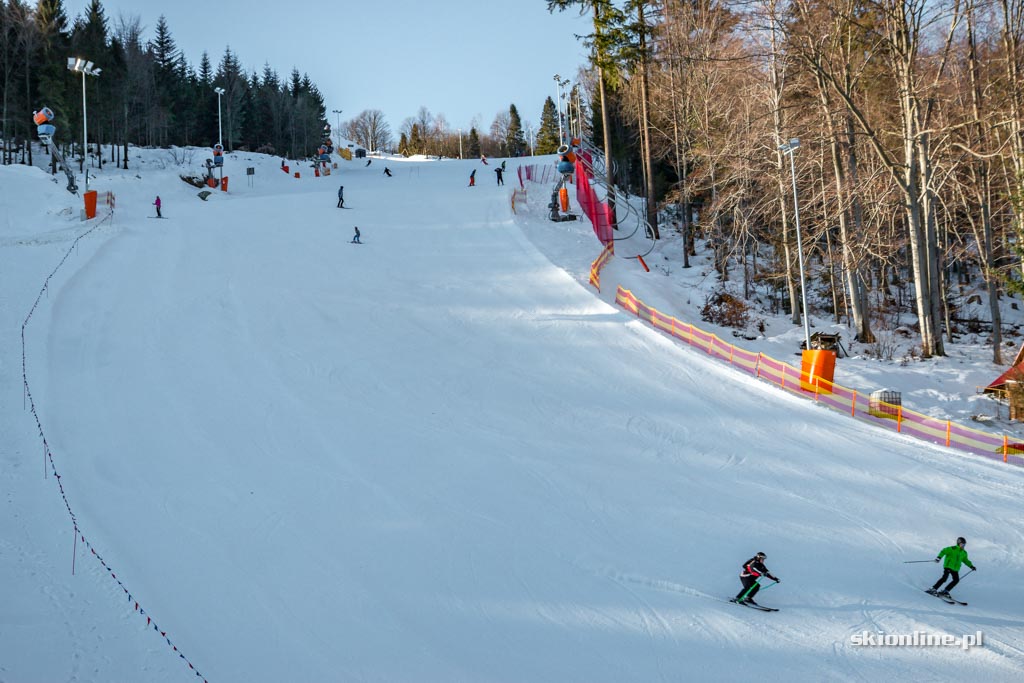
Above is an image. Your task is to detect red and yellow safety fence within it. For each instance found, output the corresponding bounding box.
[589,242,614,291]
[615,286,1024,467]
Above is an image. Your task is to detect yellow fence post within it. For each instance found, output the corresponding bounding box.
[755,353,761,378]
[946,421,951,447]
[1005,435,1009,463]
[851,390,857,417]
[897,406,902,433]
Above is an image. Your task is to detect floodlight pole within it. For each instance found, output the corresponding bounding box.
[214,87,225,147]
[68,58,100,190]
[554,74,564,144]
[332,108,342,147]
[780,138,811,349]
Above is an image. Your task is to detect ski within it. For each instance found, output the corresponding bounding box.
[924,589,965,605]
[729,598,778,612]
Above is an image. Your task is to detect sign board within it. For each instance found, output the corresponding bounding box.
[246,167,255,176]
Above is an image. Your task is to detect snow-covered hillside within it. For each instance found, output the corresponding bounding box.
[2,147,1022,682]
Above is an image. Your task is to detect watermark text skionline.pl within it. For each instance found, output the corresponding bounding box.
[851,631,984,650]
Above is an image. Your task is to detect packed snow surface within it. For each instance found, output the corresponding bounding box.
[2,149,1022,682]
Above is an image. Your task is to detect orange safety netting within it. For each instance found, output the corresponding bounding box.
[615,286,1023,466]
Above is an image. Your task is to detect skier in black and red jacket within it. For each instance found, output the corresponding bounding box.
[734,552,780,604]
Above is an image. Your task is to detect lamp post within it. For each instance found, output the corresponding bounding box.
[457,128,463,159]
[67,57,101,189]
[779,137,811,349]
[525,123,535,156]
[214,87,225,147]
[559,77,570,143]
[575,87,583,139]
[332,108,342,147]
[554,74,565,144]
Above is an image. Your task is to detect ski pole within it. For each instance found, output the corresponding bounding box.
[903,560,937,564]
[739,582,760,601]
[739,579,777,601]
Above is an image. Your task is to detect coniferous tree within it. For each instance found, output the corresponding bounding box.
[215,46,243,150]
[536,96,560,154]
[35,0,70,163]
[506,103,526,156]
[467,126,480,158]
[147,15,180,145]
[409,122,422,155]
[195,50,217,145]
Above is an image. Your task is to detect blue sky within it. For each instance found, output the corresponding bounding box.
[66,0,592,135]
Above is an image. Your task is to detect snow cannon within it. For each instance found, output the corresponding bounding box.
[557,155,574,175]
[33,106,78,193]
[34,107,56,137]
[557,143,576,167]
[213,143,224,167]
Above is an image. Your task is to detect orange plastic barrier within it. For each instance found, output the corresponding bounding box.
[83,190,97,219]
[294,172,300,178]
[221,176,229,192]
[801,349,835,393]
[559,187,569,212]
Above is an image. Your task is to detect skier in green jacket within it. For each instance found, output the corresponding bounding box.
[927,537,976,597]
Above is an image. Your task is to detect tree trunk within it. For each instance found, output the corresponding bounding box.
[637,1,659,239]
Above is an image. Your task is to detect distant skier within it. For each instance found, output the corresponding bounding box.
[469,169,476,187]
[153,195,162,218]
[928,537,976,597]
[734,552,779,604]
[480,154,488,165]
[501,160,507,171]
[365,158,372,167]
[351,226,361,244]
[383,167,392,177]
[337,185,345,208]
[495,167,504,186]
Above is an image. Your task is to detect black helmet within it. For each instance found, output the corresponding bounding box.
[957,537,966,545]
[756,552,767,560]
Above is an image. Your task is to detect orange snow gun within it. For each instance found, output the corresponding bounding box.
[34,108,55,125]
